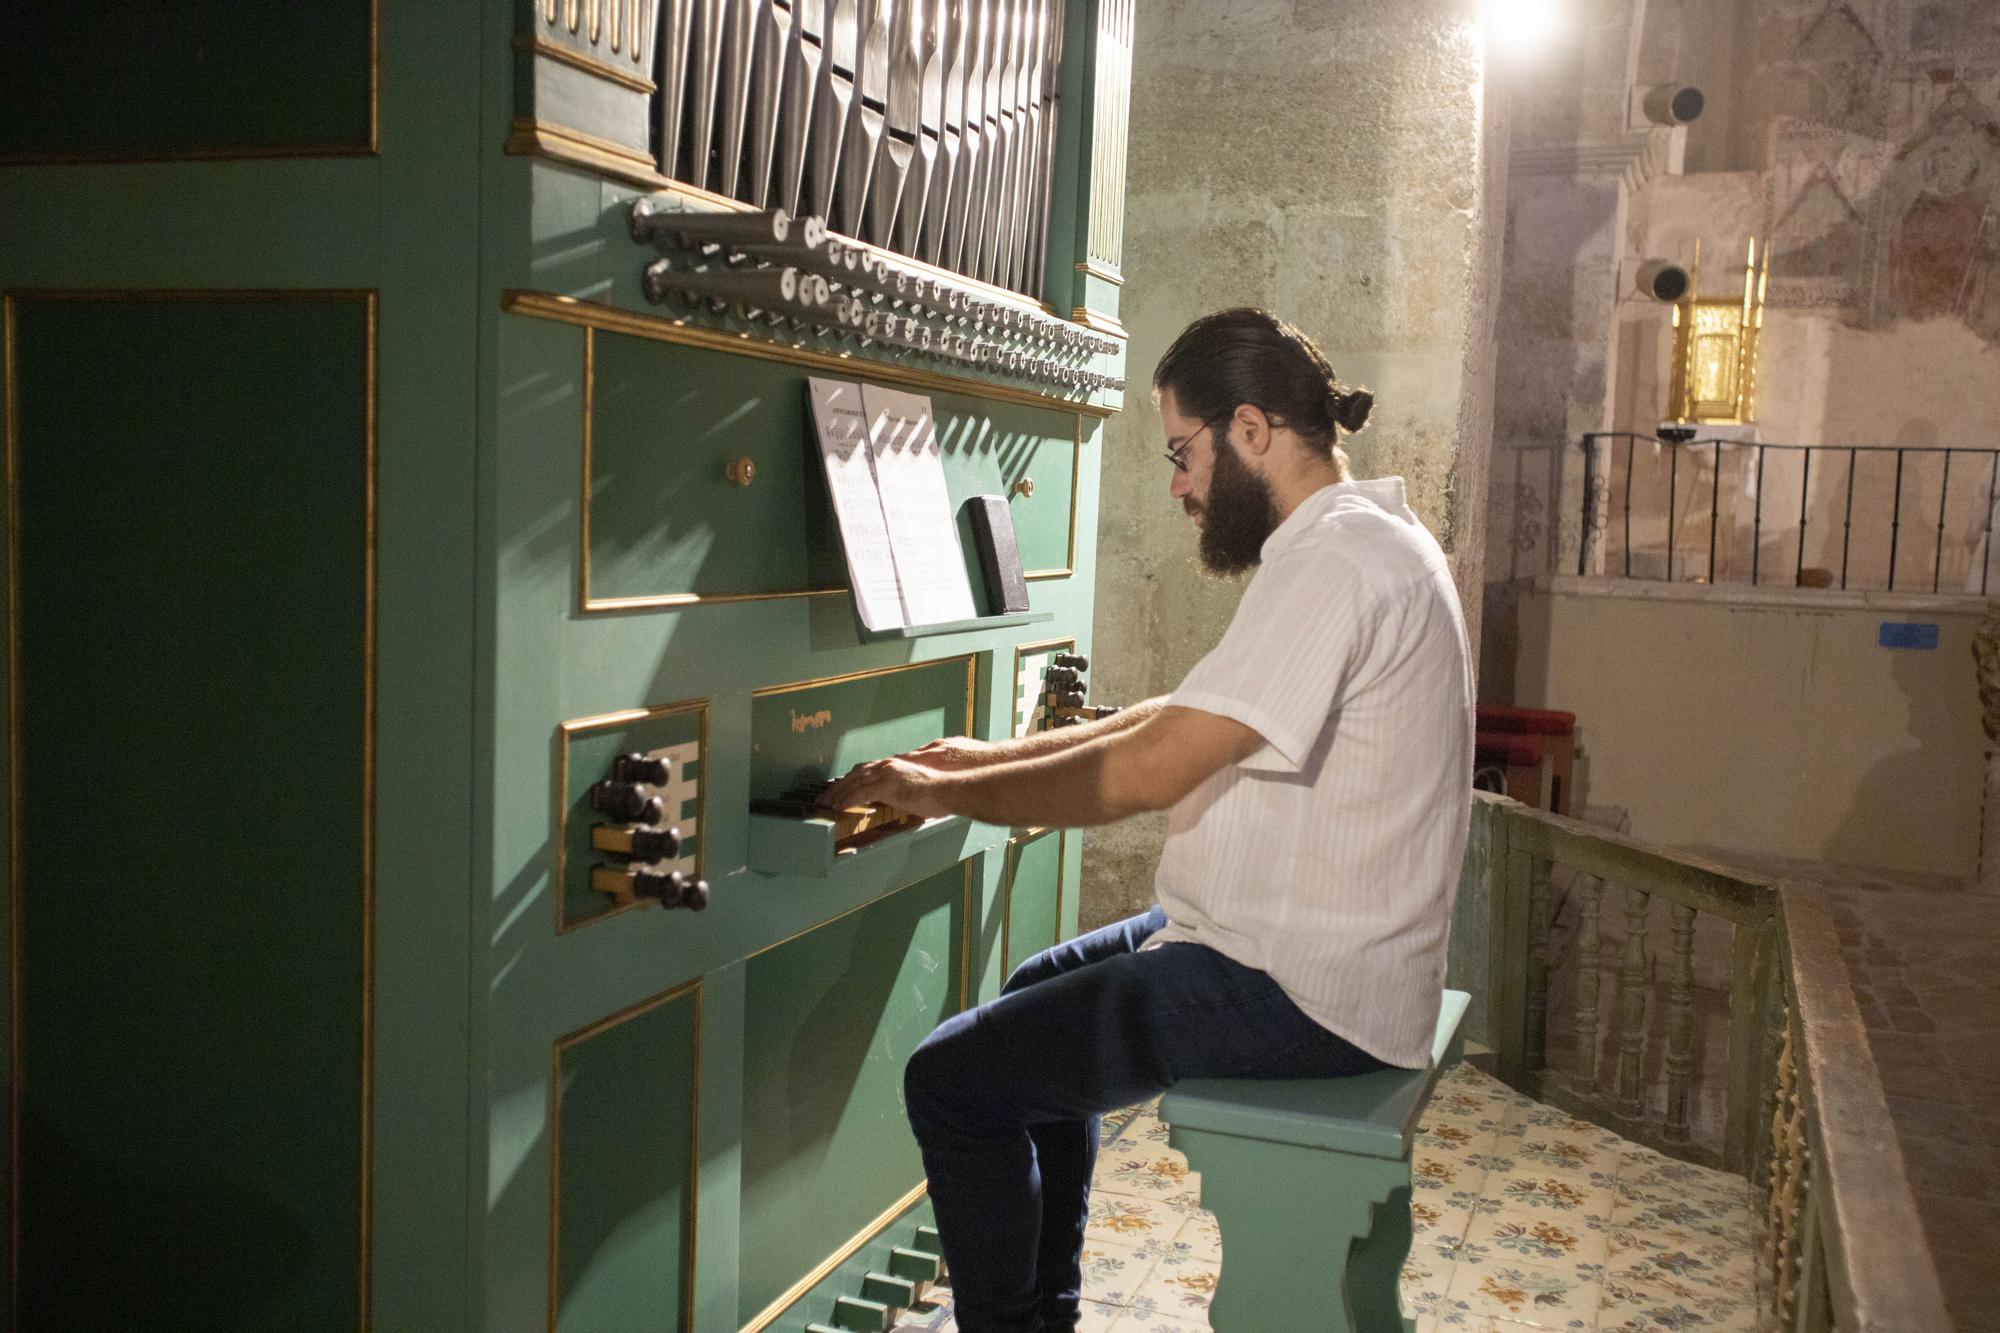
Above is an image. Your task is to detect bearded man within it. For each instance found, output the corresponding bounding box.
[819,307,1475,1333]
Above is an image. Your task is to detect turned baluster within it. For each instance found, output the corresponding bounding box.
[1616,886,1651,1119]
[1526,856,1551,1072]
[1664,902,1697,1141]
[1573,874,1603,1090]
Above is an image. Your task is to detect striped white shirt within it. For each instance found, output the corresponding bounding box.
[1146,477,1474,1069]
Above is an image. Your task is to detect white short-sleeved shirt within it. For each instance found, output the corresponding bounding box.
[1145,476,1474,1069]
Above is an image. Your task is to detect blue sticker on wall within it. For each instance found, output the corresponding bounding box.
[1878,622,1940,650]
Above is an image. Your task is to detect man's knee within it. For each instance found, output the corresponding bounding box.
[906,1008,983,1112]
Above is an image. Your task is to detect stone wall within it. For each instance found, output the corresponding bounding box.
[1078,0,1506,930]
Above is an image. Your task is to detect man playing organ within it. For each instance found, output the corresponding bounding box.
[820,307,1476,1333]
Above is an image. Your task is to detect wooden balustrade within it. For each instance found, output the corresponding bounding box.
[1463,792,1950,1331]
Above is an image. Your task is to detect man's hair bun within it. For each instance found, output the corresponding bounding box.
[1332,385,1374,434]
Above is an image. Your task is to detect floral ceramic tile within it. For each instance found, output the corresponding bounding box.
[1595,1276,1756,1332]
[1401,1239,1454,1315]
[1087,1195,1176,1245]
[1133,1261,1218,1318]
[1078,1238,1155,1301]
[1418,1313,1555,1333]
[1109,1311,1210,1333]
[1606,1248,1756,1306]
[1414,1149,1488,1198]
[1462,1204,1610,1268]
[1171,1208,1221,1262]
[1074,1299,1124,1332]
[1411,1189,1479,1252]
[1444,1257,1602,1329]
[1477,1167,1616,1223]
[1096,1149,1197,1198]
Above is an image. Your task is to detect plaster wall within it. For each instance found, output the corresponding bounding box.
[1512,581,1987,881]
[1607,174,2000,593]
[1078,0,1504,930]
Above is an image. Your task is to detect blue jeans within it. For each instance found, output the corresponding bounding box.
[903,907,1386,1333]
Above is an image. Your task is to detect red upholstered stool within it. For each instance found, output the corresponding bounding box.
[1475,706,1576,815]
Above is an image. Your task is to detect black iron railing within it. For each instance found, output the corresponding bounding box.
[1579,432,2000,595]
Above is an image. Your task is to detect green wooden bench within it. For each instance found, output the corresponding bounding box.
[1157,989,1472,1333]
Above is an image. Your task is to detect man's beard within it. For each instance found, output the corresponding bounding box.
[1186,437,1280,575]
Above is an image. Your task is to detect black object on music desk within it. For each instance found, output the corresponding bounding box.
[963,494,1030,614]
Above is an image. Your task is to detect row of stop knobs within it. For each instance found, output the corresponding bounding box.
[588,752,709,911]
[1045,652,1093,727]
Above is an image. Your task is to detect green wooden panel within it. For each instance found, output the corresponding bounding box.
[1003,832,1065,978]
[554,987,701,1333]
[737,863,968,1324]
[559,702,706,929]
[587,332,1081,603]
[749,658,975,801]
[0,4,372,160]
[10,295,368,1327]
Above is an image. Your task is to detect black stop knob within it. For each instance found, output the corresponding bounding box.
[1043,666,1079,688]
[590,780,664,824]
[1052,652,1088,670]
[613,752,672,785]
[628,826,682,861]
[634,869,710,911]
[1055,690,1085,708]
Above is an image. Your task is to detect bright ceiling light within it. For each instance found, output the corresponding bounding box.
[1485,0,1562,55]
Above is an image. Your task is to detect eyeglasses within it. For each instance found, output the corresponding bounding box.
[1162,418,1221,472]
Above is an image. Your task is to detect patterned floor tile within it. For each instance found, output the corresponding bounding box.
[1108,1310,1209,1333]
[1170,1208,1221,1262]
[1086,1195,1178,1246]
[905,1070,1757,1333]
[1444,1255,1603,1329]
[1412,1189,1482,1252]
[1476,1166,1616,1224]
[1078,1238,1156,1304]
[1095,1148,1198,1199]
[1605,1245,1757,1306]
[1416,1314,1556,1333]
[1461,1203,1610,1268]
[1130,1257,1217,1320]
[1402,1240,1457,1315]
[1414,1147,1491,1201]
[1074,1298,1123,1332]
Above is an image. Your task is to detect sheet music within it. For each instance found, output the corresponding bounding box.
[861,384,978,626]
[808,377,906,630]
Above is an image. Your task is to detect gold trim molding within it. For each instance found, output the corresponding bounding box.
[530,309,1086,611]
[1073,259,1125,288]
[504,118,660,184]
[514,34,658,94]
[1000,828,1067,980]
[549,976,703,1333]
[2,288,378,1328]
[1069,307,1128,341]
[752,655,979,740]
[554,697,710,935]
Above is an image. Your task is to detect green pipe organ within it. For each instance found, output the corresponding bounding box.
[0,1,1132,1328]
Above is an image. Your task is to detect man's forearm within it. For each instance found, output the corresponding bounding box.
[938,731,1137,828]
[977,696,1166,763]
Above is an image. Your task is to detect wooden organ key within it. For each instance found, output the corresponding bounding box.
[753,778,925,851]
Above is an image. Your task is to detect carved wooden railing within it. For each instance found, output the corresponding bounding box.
[1465,793,1950,1331]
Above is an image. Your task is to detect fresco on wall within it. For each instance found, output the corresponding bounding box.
[1755,0,2000,343]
